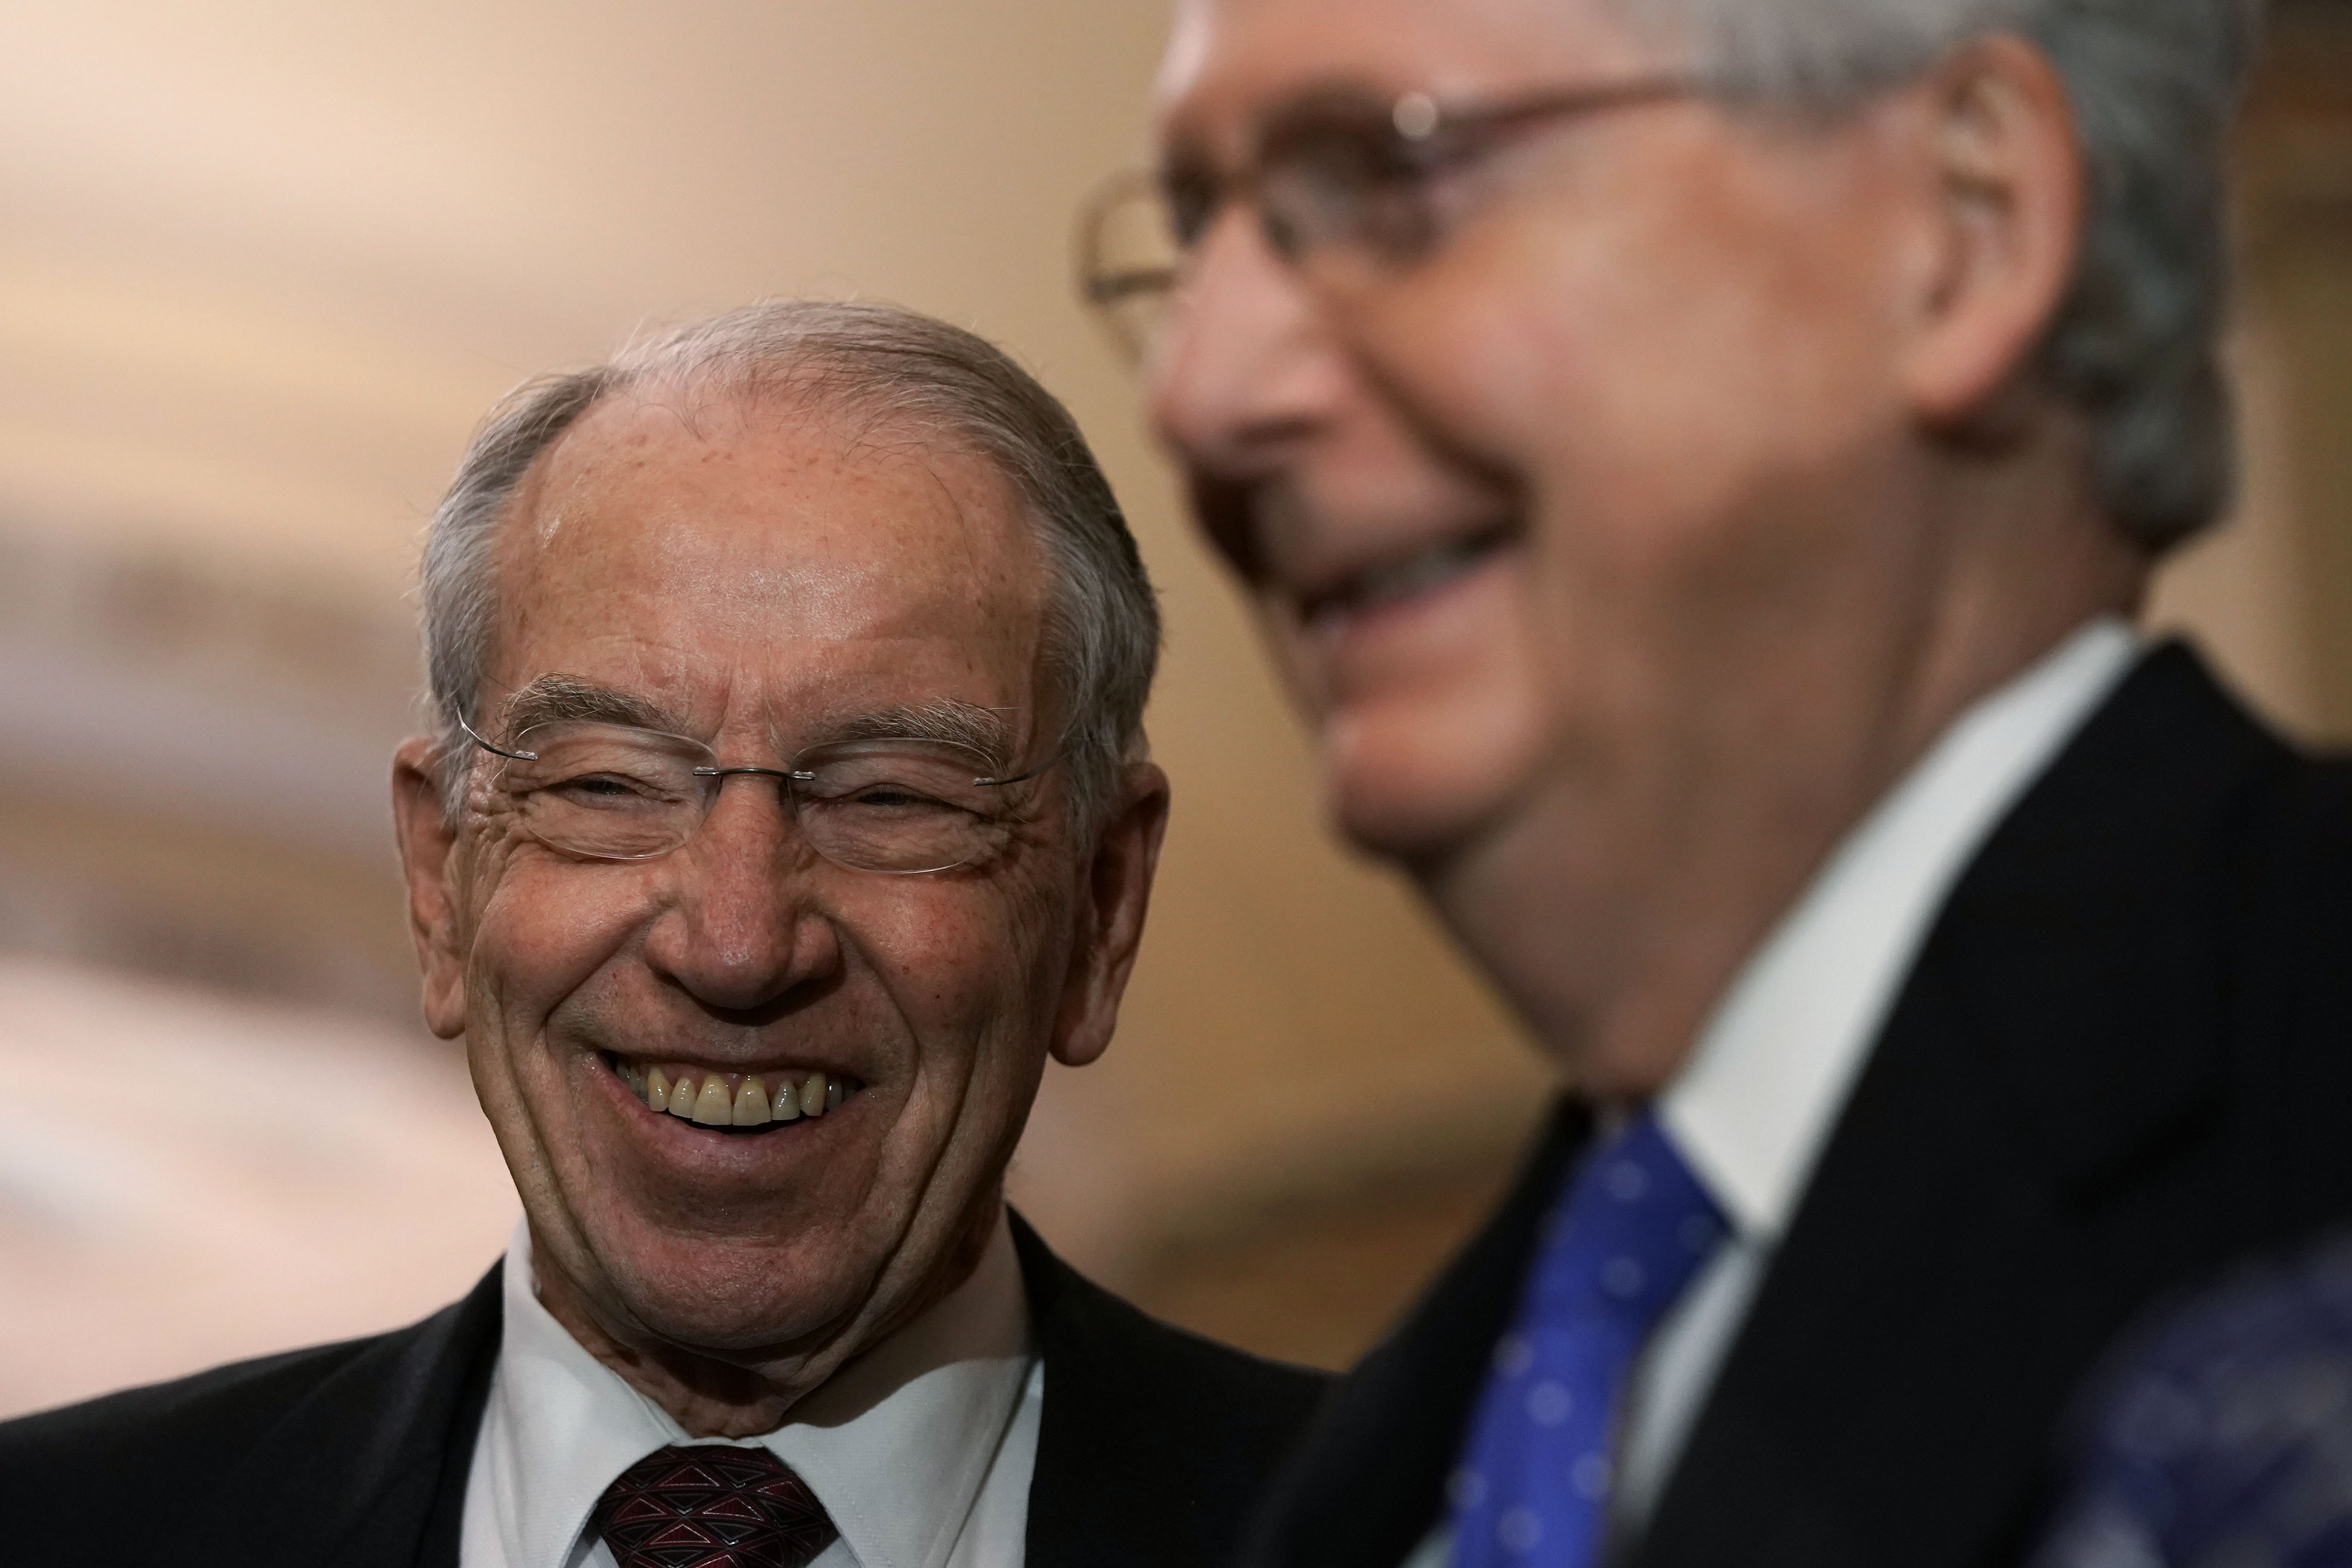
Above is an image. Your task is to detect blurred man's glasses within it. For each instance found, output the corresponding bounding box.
[1078,74,1703,362]
[458,716,1056,875]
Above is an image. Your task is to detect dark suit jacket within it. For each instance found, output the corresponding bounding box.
[0,1213,1329,1568]
[1240,641,2352,1568]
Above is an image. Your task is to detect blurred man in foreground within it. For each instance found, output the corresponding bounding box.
[0,300,1327,1567]
[1088,0,2352,1564]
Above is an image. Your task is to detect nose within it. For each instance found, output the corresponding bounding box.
[641,777,843,1016]
[1145,208,1356,567]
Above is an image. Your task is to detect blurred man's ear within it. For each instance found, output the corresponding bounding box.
[1898,34,2086,430]
[1051,760,1172,1068]
[391,737,469,1040]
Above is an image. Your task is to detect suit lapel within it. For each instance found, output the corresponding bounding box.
[1635,644,2297,1568]
[1236,1102,1595,1568]
[1014,1211,1332,1568]
[169,1262,503,1568]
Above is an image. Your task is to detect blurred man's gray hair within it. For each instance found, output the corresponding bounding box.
[1623,0,2262,551]
[419,299,1160,837]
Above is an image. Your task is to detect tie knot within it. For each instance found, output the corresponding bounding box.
[592,1444,838,1568]
[1528,1111,1727,1327]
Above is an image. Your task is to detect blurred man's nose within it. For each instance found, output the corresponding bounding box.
[1146,207,1351,493]
[642,782,843,1016]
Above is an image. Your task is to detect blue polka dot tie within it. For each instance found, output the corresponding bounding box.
[1447,1111,1729,1567]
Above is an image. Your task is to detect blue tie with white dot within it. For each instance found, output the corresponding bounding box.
[1447,1110,1729,1567]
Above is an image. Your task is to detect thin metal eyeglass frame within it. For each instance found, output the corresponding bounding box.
[454,712,1060,873]
[1077,70,1709,356]
[455,710,1056,791]
[452,710,1064,875]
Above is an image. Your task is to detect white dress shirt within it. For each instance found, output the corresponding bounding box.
[460,1209,1041,1568]
[1410,616,2140,1568]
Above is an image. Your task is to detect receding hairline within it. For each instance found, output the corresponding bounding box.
[472,369,1059,684]
[507,366,1045,520]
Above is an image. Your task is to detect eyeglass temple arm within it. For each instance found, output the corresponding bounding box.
[457,710,539,763]
[975,756,1059,790]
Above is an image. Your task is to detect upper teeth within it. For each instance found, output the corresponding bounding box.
[615,1059,856,1127]
[1324,533,1501,620]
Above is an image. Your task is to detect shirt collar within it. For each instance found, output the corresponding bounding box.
[1659,616,2140,1242]
[481,1208,1033,1568]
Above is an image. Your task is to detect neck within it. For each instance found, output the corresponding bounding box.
[529,1195,1007,1439]
[1424,439,2148,1113]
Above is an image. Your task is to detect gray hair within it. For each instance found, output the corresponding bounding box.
[1616,0,2261,552]
[419,299,1160,837]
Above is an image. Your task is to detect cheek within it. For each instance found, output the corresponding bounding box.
[467,857,654,1034]
[849,882,1064,1056]
[1388,155,1894,527]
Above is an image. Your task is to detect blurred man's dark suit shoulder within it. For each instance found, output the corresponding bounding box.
[0,1216,1329,1568]
[1242,642,2352,1568]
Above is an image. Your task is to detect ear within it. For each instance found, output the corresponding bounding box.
[1050,760,1172,1068]
[1898,34,2085,429]
[391,736,470,1040]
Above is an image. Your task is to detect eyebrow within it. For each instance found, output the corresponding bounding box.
[822,700,1019,773]
[499,674,687,737]
[498,677,1021,772]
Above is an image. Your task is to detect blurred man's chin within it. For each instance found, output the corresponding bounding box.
[1322,702,1536,866]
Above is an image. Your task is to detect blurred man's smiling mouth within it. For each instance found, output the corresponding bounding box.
[1299,521,1519,633]
[601,1052,868,1136]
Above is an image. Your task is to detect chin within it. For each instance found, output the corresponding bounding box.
[600,1222,876,1357]
[1322,695,1539,867]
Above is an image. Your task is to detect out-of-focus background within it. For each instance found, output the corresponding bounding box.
[3,0,2349,1419]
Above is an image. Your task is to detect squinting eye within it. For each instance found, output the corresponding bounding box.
[835,783,964,813]
[545,772,672,806]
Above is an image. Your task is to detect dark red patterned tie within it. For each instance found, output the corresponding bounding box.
[590,1444,838,1568]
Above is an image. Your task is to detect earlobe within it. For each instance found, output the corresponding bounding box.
[1900,35,2085,430]
[1049,762,1172,1069]
[391,737,470,1040]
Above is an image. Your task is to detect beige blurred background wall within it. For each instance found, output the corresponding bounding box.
[2,0,2349,1417]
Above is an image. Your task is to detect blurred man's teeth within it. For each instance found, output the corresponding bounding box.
[615,1059,857,1129]
[1359,538,1488,608]
[1323,531,1507,621]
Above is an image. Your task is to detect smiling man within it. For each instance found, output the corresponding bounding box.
[1088,0,2352,1566]
[0,301,1327,1568]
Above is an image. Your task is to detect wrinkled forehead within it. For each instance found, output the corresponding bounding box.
[487,389,1051,714]
[1157,0,1671,151]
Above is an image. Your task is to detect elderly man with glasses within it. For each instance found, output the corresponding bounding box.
[0,300,1328,1568]
[1082,2,2352,1567]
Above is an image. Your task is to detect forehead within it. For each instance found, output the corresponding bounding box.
[1158,0,1662,142]
[489,388,1049,720]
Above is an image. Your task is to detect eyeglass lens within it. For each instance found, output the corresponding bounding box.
[493,721,1025,875]
[1080,98,1450,362]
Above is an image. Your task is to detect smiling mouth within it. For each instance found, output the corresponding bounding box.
[603,1053,866,1136]
[1299,524,1517,629]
